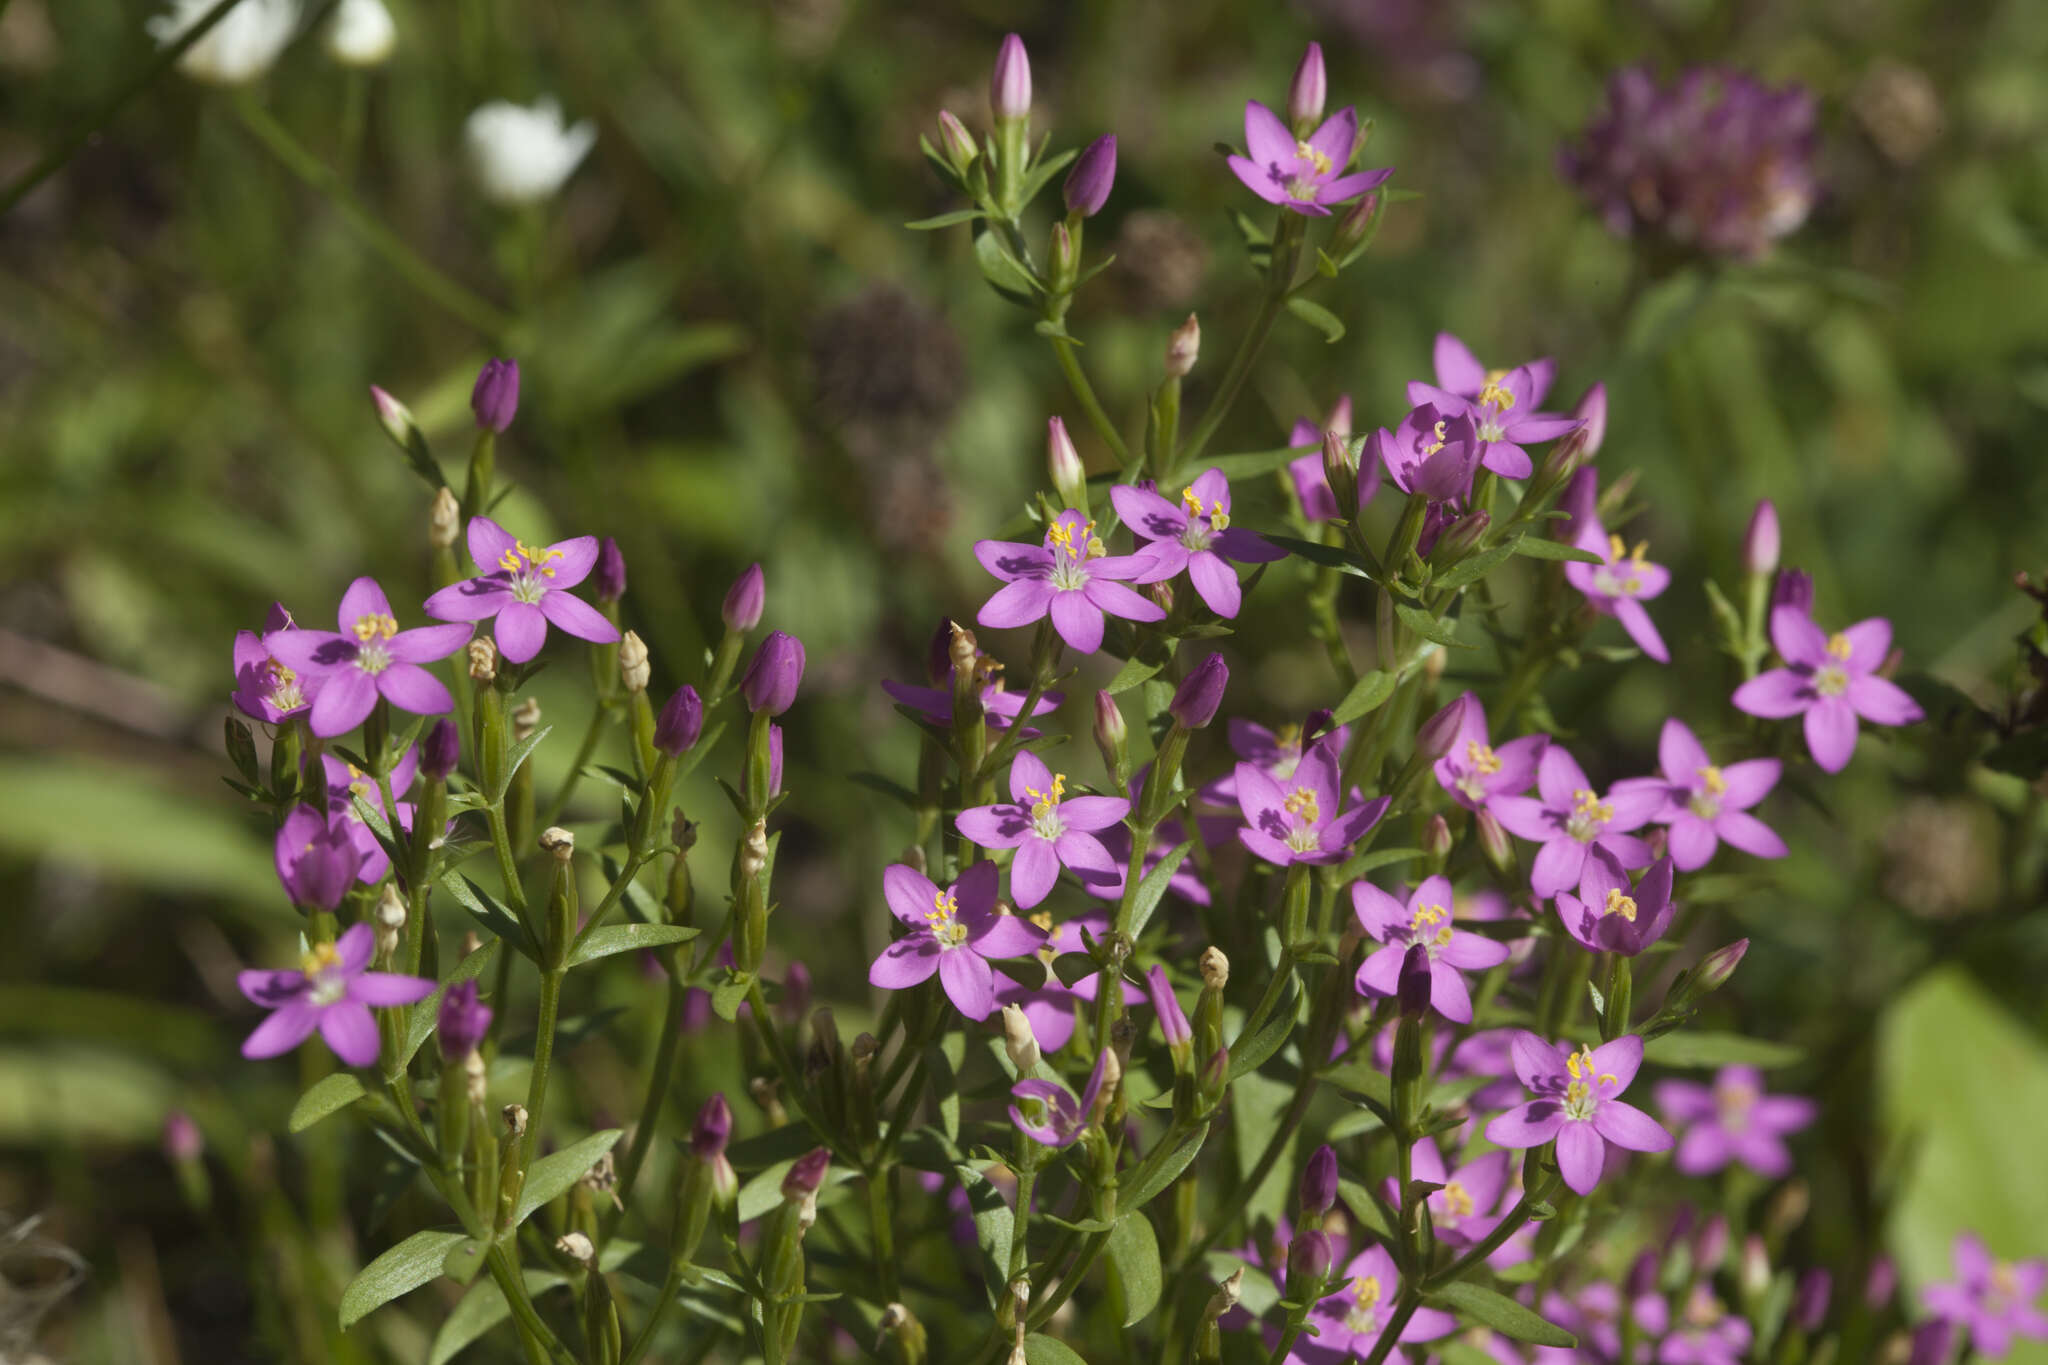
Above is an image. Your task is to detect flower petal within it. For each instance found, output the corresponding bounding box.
[1536,746,1593,809]
[1010,837,1060,909]
[1840,617,1892,673]
[1771,605,1830,667]
[543,535,600,590]
[1804,696,1861,773]
[957,804,1030,850]
[1433,333,1486,394]
[1717,757,1781,809]
[1058,795,1129,832]
[975,540,1054,582]
[1486,1100,1565,1149]
[352,971,438,1007]
[423,578,512,622]
[1848,675,1924,728]
[967,911,1048,960]
[1716,810,1787,859]
[320,1000,382,1068]
[1591,1099,1671,1152]
[1658,718,1711,784]
[1187,551,1242,618]
[979,578,1057,630]
[1428,961,1474,1023]
[495,601,550,663]
[1613,596,1669,663]
[336,577,396,634]
[1081,578,1167,624]
[1529,838,1585,899]
[538,589,621,644]
[1732,668,1813,719]
[467,517,519,576]
[939,949,996,1020]
[1049,591,1106,654]
[1588,1034,1643,1092]
[309,666,379,736]
[1110,484,1187,541]
[376,663,454,717]
[1510,1030,1565,1091]
[870,936,940,989]
[883,864,943,926]
[242,1000,322,1059]
[1242,99,1295,165]
[1555,1122,1606,1195]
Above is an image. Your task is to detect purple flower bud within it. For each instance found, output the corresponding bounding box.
[1299,1144,1338,1217]
[1793,1268,1832,1332]
[1063,134,1117,218]
[1772,567,1814,614]
[421,719,461,782]
[1572,382,1608,458]
[1696,938,1750,993]
[1744,500,1780,577]
[937,109,978,172]
[1145,964,1191,1054]
[740,631,804,715]
[1048,416,1086,506]
[437,979,494,1062]
[1397,942,1432,1019]
[1423,814,1453,861]
[655,684,705,756]
[1304,708,1336,743]
[783,1145,831,1199]
[1415,692,1471,762]
[1287,1228,1333,1285]
[1626,1250,1659,1299]
[470,358,520,433]
[990,33,1031,123]
[1476,808,1516,876]
[1695,1214,1730,1272]
[1169,653,1228,729]
[691,1093,732,1159]
[594,537,627,603]
[370,385,416,448]
[1287,42,1327,129]
[1864,1256,1898,1308]
[1166,314,1200,378]
[163,1110,203,1164]
[1907,1320,1954,1365]
[1434,509,1490,563]
[1094,690,1128,766]
[723,563,765,633]
[275,806,365,911]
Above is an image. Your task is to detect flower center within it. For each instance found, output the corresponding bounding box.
[1031,911,1058,966]
[924,888,969,949]
[1343,1276,1383,1335]
[1594,534,1652,597]
[1047,517,1104,591]
[1438,1181,1475,1222]
[299,941,348,1005]
[1565,788,1614,843]
[1826,632,1853,661]
[1687,764,1726,820]
[1025,773,1068,839]
[351,613,398,674]
[1713,1078,1757,1131]
[1478,371,1517,412]
[266,660,306,712]
[1177,486,1230,550]
[1406,902,1455,954]
[1813,664,1849,697]
[1280,786,1324,853]
[1284,140,1334,200]
[1563,1045,1618,1119]
[500,540,564,604]
[1601,888,1638,922]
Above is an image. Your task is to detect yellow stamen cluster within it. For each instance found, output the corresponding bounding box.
[1698,765,1727,796]
[1825,632,1853,661]
[1422,419,1448,456]
[500,540,565,578]
[1282,788,1320,826]
[1293,140,1333,176]
[1477,371,1517,412]
[1602,887,1639,922]
[1440,1182,1475,1219]
[1046,517,1104,560]
[924,888,967,947]
[352,612,399,642]
[1409,903,1455,947]
[299,941,345,977]
[1344,1274,1385,1333]
[1024,773,1067,819]
[1564,1046,1619,1109]
[1465,740,1502,775]
[1179,487,1230,528]
[1605,534,1651,594]
[1572,789,1615,825]
[1031,911,1058,965]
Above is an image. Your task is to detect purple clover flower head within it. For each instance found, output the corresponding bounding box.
[265,579,472,736]
[1063,134,1116,217]
[1490,745,1659,898]
[1203,715,1354,806]
[1612,718,1784,870]
[594,537,627,604]
[1408,336,1578,481]
[1169,652,1229,729]
[956,751,1127,908]
[423,517,619,665]
[1303,1245,1458,1351]
[1732,607,1923,773]
[1431,690,1547,815]
[741,630,805,715]
[974,509,1165,654]
[1923,1236,2048,1358]
[1115,470,1286,619]
[1407,1138,1513,1251]
[274,805,365,911]
[1484,1032,1673,1195]
[654,684,704,756]
[1654,1065,1816,1179]
[1372,403,1481,503]
[233,603,314,724]
[1234,732,1391,867]
[237,922,435,1068]
[1226,101,1392,217]
[869,861,1046,1020]
[722,563,765,633]
[437,978,493,1062]
[471,358,520,432]
[1351,875,1511,1023]
[995,909,1143,1054]
[1562,485,1672,663]
[1554,853,1677,957]
[321,747,419,882]
[1009,1047,1112,1148]
[421,718,461,782]
[1560,65,1818,260]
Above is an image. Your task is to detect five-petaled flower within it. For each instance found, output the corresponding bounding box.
[273,805,364,911]
[1554,854,1676,958]
[1009,1047,1113,1148]
[1407,333,1581,480]
[1654,1064,1816,1179]
[1491,745,1659,898]
[321,747,418,883]
[1485,1032,1672,1196]
[1371,403,1482,504]
[233,603,315,724]
[975,509,1165,655]
[1731,606,1923,773]
[1404,1140,1514,1253]
[1226,101,1392,216]
[996,909,1144,1054]
[1351,875,1511,1023]
[239,923,436,1068]
[423,517,619,664]
[1299,1244,1457,1358]
[1113,469,1287,619]
[956,751,1129,909]
[1234,733,1390,867]
[1431,690,1547,815]
[265,578,473,736]
[868,861,1047,1020]
[1613,718,1785,871]
[1922,1233,2048,1359]
[1561,472,1672,663]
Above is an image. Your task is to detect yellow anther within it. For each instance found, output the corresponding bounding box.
[1571,789,1616,825]
[1354,1275,1382,1310]
[1181,487,1205,517]
[1477,376,1516,411]
[1294,140,1333,176]
[1434,926,1454,946]
[352,612,399,642]
[1698,765,1726,796]
[1564,1046,1618,1087]
[1024,774,1067,818]
[1602,888,1639,922]
[499,540,566,578]
[1465,741,1502,776]
[1825,632,1853,661]
[1441,1182,1475,1219]
[1282,789,1321,825]
[1423,420,1448,456]
[299,941,345,977]
[1411,904,1449,931]
[923,887,966,946]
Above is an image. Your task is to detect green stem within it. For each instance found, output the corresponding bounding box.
[539,704,609,829]
[1176,215,1306,468]
[619,1260,685,1365]
[867,1166,899,1301]
[611,969,686,1220]
[1049,334,1131,466]
[519,968,565,1168]
[566,851,650,957]
[1008,1161,1038,1284]
[1357,1294,1422,1365]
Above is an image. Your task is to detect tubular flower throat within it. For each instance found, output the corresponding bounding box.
[499,540,567,602]
[1409,903,1455,951]
[1283,788,1322,851]
[1288,141,1334,199]
[924,888,968,948]
[300,942,348,1005]
[1475,370,1517,440]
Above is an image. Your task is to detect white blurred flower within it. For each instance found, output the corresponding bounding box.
[146,0,300,86]
[464,97,596,206]
[325,0,394,67]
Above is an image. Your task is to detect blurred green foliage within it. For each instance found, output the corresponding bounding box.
[3,0,2048,1360]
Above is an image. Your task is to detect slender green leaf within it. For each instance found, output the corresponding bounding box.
[1330,671,1396,727]
[1107,1212,1163,1326]
[441,875,535,962]
[289,1073,367,1133]
[974,229,1039,304]
[1434,537,1522,590]
[427,1271,566,1365]
[1128,840,1194,938]
[1395,603,1469,648]
[1284,296,1346,344]
[956,1162,1014,1305]
[490,725,552,804]
[339,1229,469,1328]
[1643,1032,1803,1070]
[1261,534,1374,579]
[1118,1122,1209,1214]
[1334,846,1426,883]
[1105,654,1164,695]
[904,208,983,230]
[1427,1280,1576,1347]
[1227,974,1301,1081]
[1024,1334,1088,1365]
[1511,537,1604,564]
[511,1129,623,1228]
[565,923,699,968]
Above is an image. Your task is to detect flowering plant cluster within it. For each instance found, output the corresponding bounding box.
[192,32,2037,1365]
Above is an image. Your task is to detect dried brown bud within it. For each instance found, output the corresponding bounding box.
[511,696,541,741]
[555,1232,595,1266]
[502,1103,528,1137]
[619,630,650,693]
[430,486,460,549]
[539,826,575,861]
[1199,946,1229,991]
[468,637,498,683]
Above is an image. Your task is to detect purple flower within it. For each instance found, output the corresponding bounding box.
[421,718,461,781]
[723,563,765,632]
[1287,42,1327,128]
[868,861,1047,1020]
[1406,1139,1513,1251]
[265,579,472,736]
[1484,1033,1672,1195]
[880,675,1062,734]
[1613,718,1784,871]
[321,747,419,882]
[1115,470,1286,619]
[1371,403,1481,503]
[1431,690,1547,814]
[1147,964,1191,1058]
[974,509,1165,654]
[1554,854,1676,957]
[655,685,705,756]
[1351,875,1511,1023]
[1008,1046,1112,1148]
[471,357,519,432]
[1407,335,1579,480]
[274,805,365,910]
[1659,1285,1755,1365]
[1234,733,1390,867]
[1653,1065,1815,1178]
[1926,1236,2048,1357]
[437,979,494,1061]
[956,751,1128,909]
[1562,481,1672,663]
[1226,101,1392,217]
[1299,1245,1457,1357]
[1731,607,1923,773]
[1202,715,1353,806]
[1091,770,1234,909]
[741,631,805,715]
[422,517,619,665]
[996,910,1143,1053]
[594,537,627,604]
[990,33,1030,122]
[1490,745,1660,898]
[233,603,315,724]
[238,922,435,1067]
[1169,652,1230,728]
[1286,401,1379,522]
[1064,134,1116,217]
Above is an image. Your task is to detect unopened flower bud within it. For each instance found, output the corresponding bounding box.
[937,110,978,173]
[1773,567,1814,614]
[1423,814,1453,861]
[163,1110,204,1164]
[1001,1004,1041,1074]
[1415,692,1472,763]
[1200,947,1229,991]
[740,631,805,715]
[1740,1234,1771,1300]
[1298,1144,1338,1217]
[1063,134,1117,218]
[1321,428,1360,515]
[1287,42,1327,130]
[1166,314,1201,378]
[370,385,419,451]
[1736,500,1782,579]
[1572,383,1607,458]
[876,1301,928,1364]
[1476,809,1516,875]
[438,979,493,1063]
[1288,1228,1333,1284]
[1538,425,1592,492]
[990,33,1031,123]
[511,695,541,741]
[539,826,574,861]
[468,636,498,682]
[1169,652,1229,729]
[1696,938,1749,994]
[556,1231,595,1266]
[1047,416,1087,508]
[502,1103,528,1137]
[1093,690,1128,780]
[1793,1268,1832,1332]
[1435,509,1490,563]
[783,1146,831,1200]
[1906,1320,1954,1365]
[470,358,520,433]
[1695,1214,1730,1273]
[1328,192,1381,259]
[723,563,765,633]
[430,485,460,549]
[422,718,460,781]
[1865,1256,1898,1308]
[618,630,650,693]
[1048,219,1079,293]
[1397,942,1432,1019]
[1145,964,1191,1058]
[594,537,627,603]
[654,685,704,756]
